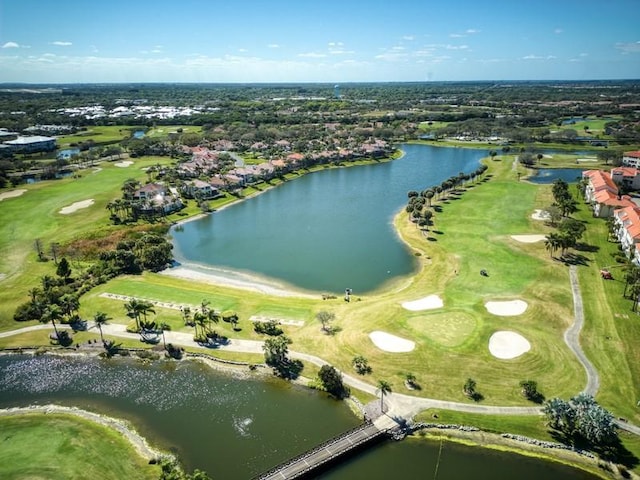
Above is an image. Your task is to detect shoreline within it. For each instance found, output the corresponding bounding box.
[0,403,166,462]
[0,348,622,479]
[159,263,320,298]
[412,430,611,480]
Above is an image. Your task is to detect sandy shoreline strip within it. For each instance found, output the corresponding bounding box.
[159,265,318,298]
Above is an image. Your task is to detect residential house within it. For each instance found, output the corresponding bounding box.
[182,179,220,199]
[622,151,640,168]
[582,170,634,217]
[133,183,183,214]
[613,205,640,263]
[611,167,640,191]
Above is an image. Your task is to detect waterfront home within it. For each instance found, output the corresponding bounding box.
[182,179,221,199]
[582,170,634,217]
[133,183,183,214]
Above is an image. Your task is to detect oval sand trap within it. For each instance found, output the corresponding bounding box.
[402,294,443,311]
[369,331,415,353]
[485,299,528,316]
[511,234,546,243]
[59,199,94,214]
[489,331,531,359]
[0,189,26,201]
[114,161,133,167]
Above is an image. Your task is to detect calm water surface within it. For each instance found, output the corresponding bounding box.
[528,168,585,184]
[0,355,598,480]
[171,144,484,293]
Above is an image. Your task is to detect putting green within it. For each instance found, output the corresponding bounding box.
[407,310,477,348]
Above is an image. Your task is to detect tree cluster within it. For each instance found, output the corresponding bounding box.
[543,394,618,448]
[544,179,585,258]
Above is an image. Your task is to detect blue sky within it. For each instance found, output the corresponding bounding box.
[0,0,638,83]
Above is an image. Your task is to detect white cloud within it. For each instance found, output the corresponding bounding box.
[328,42,354,55]
[2,41,19,49]
[446,44,469,50]
[449,33,465,38]
[615,41,640,53]
[466,29,480,34]
[522,54,556,61]
[579,53,589,57]
[554,28,563,34]
[51,41,72,46]
[298,52,327,58]
[267,44,280,48]
[402,35,415,41]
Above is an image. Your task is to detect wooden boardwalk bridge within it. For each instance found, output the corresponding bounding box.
[254,421,390,479]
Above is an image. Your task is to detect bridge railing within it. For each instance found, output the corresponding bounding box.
[254,420,385,479]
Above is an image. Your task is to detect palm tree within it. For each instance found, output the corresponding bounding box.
[193,311,208,338]
[124,298,145,331]
[59,293,80,319]
[181,306,192,326]
[544,233,561,258]
[28,287,42,303]
[139,301,156,324]
[158,322,170,350]
[376,380,392,413]
[41,304,63,340]
[93,311,110,343]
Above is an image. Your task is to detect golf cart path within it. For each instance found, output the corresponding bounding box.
[567,266,599,397]
[2,267,635,435]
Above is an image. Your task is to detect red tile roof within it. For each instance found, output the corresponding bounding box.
[624,151,640,159]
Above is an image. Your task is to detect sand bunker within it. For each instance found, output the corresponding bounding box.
[0,189,26,201]
[510,234,546,243]
[531,209,550,221]
[59,199,94,214]
[369,331,415,353]
[485,299,528,316]
[402,294,443,311]
[114,161,133,168]
[489,331,531,359]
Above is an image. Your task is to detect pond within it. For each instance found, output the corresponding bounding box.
[171,144,484,294]
[0,354,598,479]
[527,168,584,184]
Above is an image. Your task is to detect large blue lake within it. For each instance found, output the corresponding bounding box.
[171,144,484,294]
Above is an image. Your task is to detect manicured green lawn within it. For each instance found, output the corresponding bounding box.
[57,125,135,147]
[0,414,159,480]
[0,156,174,327]
[1,146,639,439]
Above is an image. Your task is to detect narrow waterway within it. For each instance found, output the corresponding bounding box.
[0,355,598,479]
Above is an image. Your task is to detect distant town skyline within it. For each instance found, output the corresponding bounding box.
[1,0,638,84]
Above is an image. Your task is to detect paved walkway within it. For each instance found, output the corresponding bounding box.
[567,266,600,396]
[2,270,637,438]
